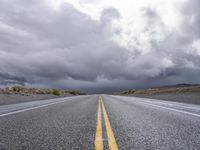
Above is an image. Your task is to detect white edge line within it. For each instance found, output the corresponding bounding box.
[112,96,200,117]
[142,100,200,110]
[142,102,200,117]
[0,100,67,117]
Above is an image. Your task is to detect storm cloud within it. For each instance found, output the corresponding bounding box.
[0,0,200,93]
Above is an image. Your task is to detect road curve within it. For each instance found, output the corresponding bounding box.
[0,95,200,149]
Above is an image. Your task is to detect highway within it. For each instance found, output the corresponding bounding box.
[0,95,200,150]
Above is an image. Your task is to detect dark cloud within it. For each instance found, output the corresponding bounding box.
[0,0,200,93]
[0,73,26,86]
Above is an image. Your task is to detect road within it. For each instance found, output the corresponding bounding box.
[0,95,200,149]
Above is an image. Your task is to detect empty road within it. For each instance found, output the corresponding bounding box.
[0,95,200,149]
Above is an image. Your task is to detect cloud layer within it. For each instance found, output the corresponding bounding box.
[0,0,200,93]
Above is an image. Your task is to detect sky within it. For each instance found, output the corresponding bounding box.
[0,0,200,93]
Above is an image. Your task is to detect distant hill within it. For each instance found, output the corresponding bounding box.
[160,83,200,88]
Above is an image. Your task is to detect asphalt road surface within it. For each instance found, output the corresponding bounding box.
[0,95,200,150]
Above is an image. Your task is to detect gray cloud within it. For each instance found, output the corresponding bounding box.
[0,0,200,93]
[0,73,26,86]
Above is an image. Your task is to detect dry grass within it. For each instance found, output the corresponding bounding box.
[0,86,86,96]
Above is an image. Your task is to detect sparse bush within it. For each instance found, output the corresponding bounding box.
[1,86,85,96]
[69,91,78,95]
[12,86,21,92]
[52,89,60,96]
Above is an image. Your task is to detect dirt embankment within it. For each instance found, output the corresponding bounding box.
[0,86,86,105]
[115,84,200,104]
[0,94,61,105]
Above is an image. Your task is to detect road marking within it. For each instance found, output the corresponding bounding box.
[0,100,68,117]
[138,99,200,110]
[112,96,200,118]
[101,97,119,150]
[95,96,103,150]
[140,101,200,118]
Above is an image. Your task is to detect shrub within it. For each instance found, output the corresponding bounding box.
[12,86,21,92]
[52,89,60,96]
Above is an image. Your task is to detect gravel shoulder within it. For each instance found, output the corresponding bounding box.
[0,94,72,105]
[126,92,200,105]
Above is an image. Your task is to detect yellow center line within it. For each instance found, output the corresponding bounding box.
[101,97,119,150]
[95,96,103,150]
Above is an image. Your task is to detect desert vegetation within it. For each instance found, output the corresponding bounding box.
[0,86,86,96]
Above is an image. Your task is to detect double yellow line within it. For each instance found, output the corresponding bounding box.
[95,96,118,150]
